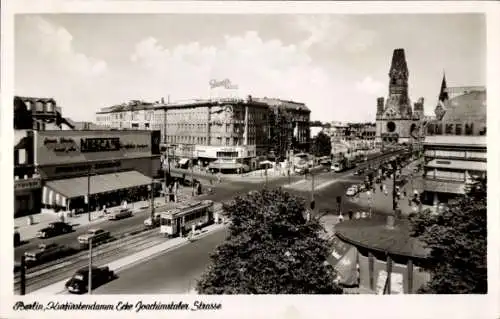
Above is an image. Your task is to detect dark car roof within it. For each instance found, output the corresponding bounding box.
[76,266,101,274]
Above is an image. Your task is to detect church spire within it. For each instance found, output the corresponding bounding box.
[438,72,449,103]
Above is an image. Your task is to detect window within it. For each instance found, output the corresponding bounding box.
[46,102,53,112]
[36,101,44,111]
[25,101,32,110]
[466,151,487,159]
[445,124,453,134]
[18,149,26,165]
[455,124,462,135]
[465,123,474,135]
[434,170,465,181]
[144,123,150,129]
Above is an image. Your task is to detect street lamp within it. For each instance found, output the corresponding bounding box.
[88,237,93,295]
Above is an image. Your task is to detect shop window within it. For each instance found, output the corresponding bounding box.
[445,124,454,134]
[455,124,462,135]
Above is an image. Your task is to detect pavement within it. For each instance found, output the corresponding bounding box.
[14,188,193,242]
[31,222,228,295]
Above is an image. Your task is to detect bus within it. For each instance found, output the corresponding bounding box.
[160,200,215,237]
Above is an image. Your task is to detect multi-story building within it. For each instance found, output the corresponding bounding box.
[14,96,161,218]
[422,88,486,206]
[97,96,270,171]
[254,97,311,160]
[14,96,76,217]
[96,96,311,171]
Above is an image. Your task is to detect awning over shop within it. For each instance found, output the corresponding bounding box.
[208,161,247,170]
[328,237,359,286]
[42,170,152,205]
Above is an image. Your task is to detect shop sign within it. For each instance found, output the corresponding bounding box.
[42,137,149,154]
[15,178,41,191]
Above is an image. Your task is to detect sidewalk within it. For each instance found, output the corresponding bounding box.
[31,222,227,295]
[14,187,194,241]
[347,160,424,216]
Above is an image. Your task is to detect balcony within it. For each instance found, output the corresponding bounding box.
[423,179,466,195]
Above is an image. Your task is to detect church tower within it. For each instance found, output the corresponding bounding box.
[375,48,421,147]
[435,73,449,120]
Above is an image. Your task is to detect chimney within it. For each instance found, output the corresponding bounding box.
[161,97,165,104]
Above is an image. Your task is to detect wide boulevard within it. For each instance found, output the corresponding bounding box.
[93,152,402,294]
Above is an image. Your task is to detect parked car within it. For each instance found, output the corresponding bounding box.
[24,243,72,266]
[36,222,73,239]
[354,168,365,176]
[77,228,111,247]
[358,184,367,192]
[107,208,133,221]
[144,213,162,229]
[65,266,116,294]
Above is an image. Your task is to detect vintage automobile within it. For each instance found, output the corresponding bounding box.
[24,243,72,266]
[107,208,133,221]
[36,222,73,239]
[65,266,116,294]
[143,213,162,229]
[77,228,111,248]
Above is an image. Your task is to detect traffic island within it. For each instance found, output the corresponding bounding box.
[332,213,431,294]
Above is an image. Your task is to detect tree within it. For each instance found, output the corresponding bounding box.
[408,177,487,294]
[311,131,332,157]
[196,188,342,294]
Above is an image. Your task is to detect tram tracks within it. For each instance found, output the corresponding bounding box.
[13,228,163,294]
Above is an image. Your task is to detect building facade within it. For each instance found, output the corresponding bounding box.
[97,96,270,171]
[14,96,161,217]
[375,49,424,148]
[422,89,486,206]
[14,96,77,217]
[96,96,311,171]
[255,98,311,160]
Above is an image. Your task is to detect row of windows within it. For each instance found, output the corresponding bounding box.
[184,209,207,223]
[166,136,247,147]
[425,169,466,181]
[24,101,55,112]
[425,149,487,159]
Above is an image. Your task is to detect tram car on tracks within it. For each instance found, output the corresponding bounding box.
[160,200,215,237]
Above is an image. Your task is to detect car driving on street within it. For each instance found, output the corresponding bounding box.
[77,228,111,248]
[24,243,73,266]
[107,208,133,221]
[36,222,73,238]
[345,187,357,197]
[65,266,116,294]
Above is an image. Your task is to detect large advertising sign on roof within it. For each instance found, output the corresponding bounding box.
[35,130,160,166]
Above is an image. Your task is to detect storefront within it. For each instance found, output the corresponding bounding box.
[34,130,161,213]
[14,178,42,218]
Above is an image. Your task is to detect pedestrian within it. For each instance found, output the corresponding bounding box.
[380,184,383,192]
[348,210,353,220]
[403,190,407,198]
[338,213,344,223]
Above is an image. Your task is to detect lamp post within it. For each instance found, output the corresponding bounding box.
[88,237,93,295]
[86,165,94,222]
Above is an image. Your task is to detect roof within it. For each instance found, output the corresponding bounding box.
[45,170,152,198]
[441,90,486,123]
[253,97,310,112]
[15,96,57,105]
[426,159,486,171]
[334,216,429,258]
[97,98,270,114]
[424,135,487,147]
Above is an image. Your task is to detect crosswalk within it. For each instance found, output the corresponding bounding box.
[283,176,355,192]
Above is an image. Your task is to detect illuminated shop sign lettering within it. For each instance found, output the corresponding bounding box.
[80,138,121,153]
[43,137,149,153]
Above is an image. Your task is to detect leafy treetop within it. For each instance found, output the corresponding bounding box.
[196,188,342,294]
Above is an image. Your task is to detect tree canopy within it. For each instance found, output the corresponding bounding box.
[409,177,487,294]
[196,188,342,294]
[311,131,332,157]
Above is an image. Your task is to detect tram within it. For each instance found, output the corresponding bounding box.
[160,200,215,237]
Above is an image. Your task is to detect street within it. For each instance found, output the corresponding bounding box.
[90,165,397,294]
[93,227,229,294]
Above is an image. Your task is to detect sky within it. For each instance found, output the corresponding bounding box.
[14,14,485,122]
